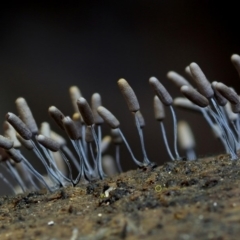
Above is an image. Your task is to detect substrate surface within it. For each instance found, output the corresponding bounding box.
[1,154,240,239]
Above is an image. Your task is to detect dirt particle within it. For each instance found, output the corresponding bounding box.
[162,162,176,172]
[86,182,100,195]
[165,179,177,188]
[99,188,131,205]
[202,179,219,189]
[34,230,42,236]
[1,155,240,239]
[180,178,198,187]
[68,205,75,214]
[174,211,186,220]
[116,181,128,188]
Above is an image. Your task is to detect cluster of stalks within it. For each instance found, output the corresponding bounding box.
[1,54,240,194]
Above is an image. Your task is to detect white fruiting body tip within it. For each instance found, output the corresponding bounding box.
[173,97,200,112]
[185,66,192,78]
[177,121,195,150]
[36,134,45,141]
[69,86,82,113]
[97,106,120,129]
[167,71,191,89]
[189,62,214,98]
[40,122,51,138]
[48,106,56,112]
[117,78,140,112]
[180,85,209,108]
[231,54,240,61]
[69,86,82,97]
[101,136,112,153]
[231,54,240,76]
[48,106,65,130]
[102,155,117,177]
[149,76,173,106]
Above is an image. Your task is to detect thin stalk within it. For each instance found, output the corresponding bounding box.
[91,126,105,179]
[117,129,142,166]
[0,172,16,194]
[160,122,175,160]
[169,106,181,159]
[115,145,122,173]
[134,114,151,164]
[5,161,26,192]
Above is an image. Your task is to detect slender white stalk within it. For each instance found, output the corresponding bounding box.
[134,114,151,164]
[160,122,174,161]
[170,106,181,159]
[117,129,142,166]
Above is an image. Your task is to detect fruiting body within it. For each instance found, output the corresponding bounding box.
[1,54,240,195]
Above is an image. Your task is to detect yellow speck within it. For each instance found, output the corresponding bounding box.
[155,185,162,192]
[100,193,105,198]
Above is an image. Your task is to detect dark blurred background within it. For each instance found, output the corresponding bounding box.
[1,1,240,194]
